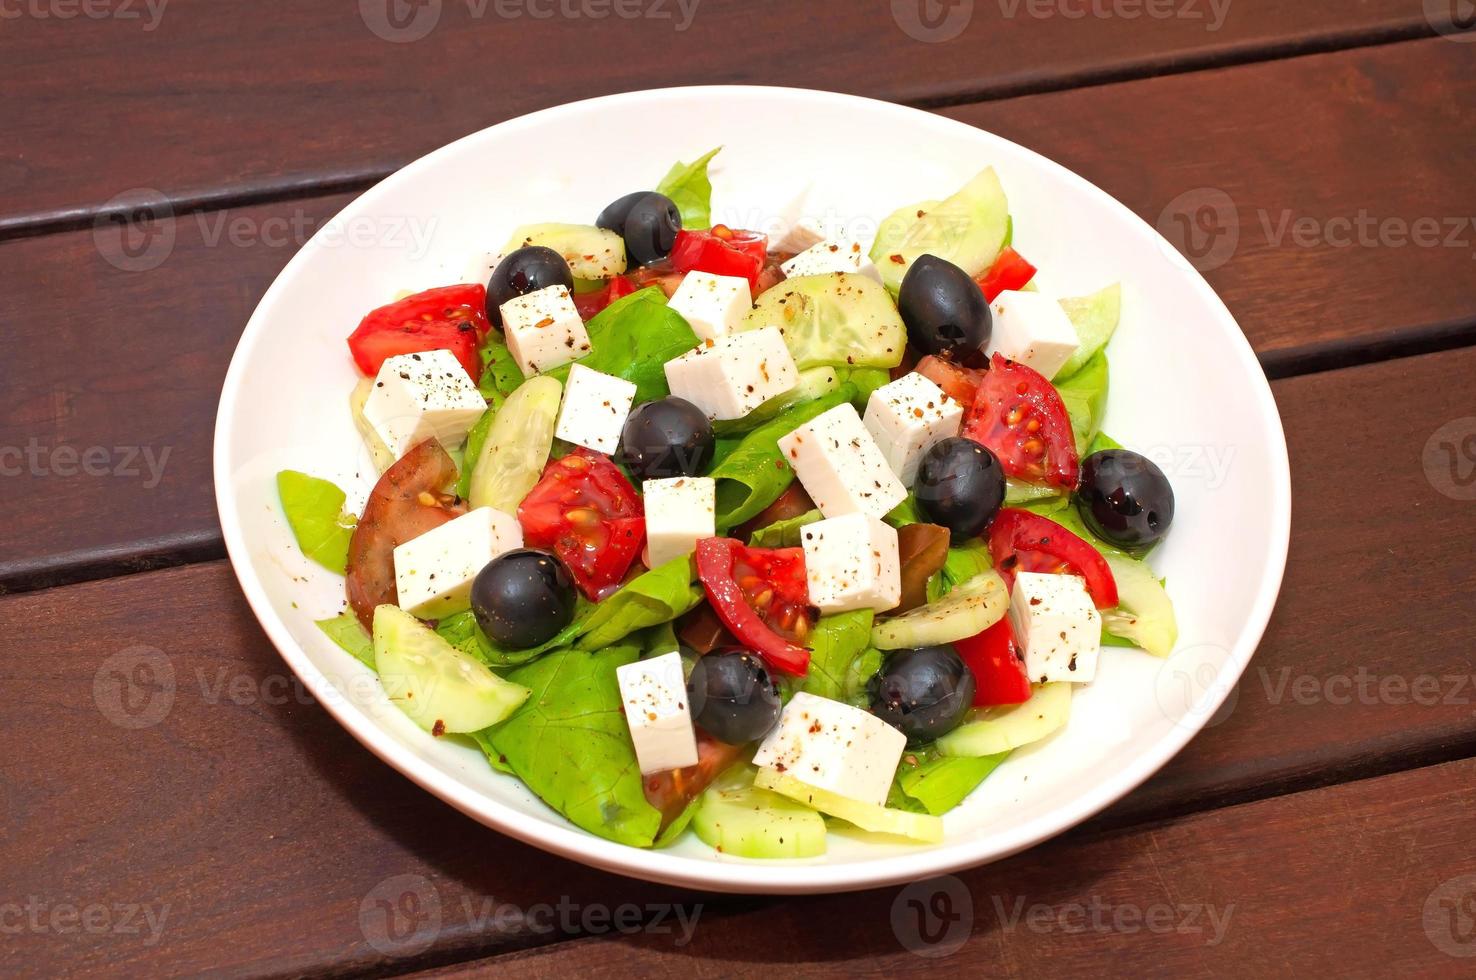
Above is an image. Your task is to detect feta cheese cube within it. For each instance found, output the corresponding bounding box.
[985,290,1081,381]
[1007,571,1102,684]
[801,513,901,613]
[616,651,699,775]
[752,692,906,806]
[780,238,871,278]
[777,403,907,520]
[362,349,487,459]
[392,507,523,618]
[663,326,799,421]
[667,271,752,343]
[643,476,715,569]
[500,284,590,377]
[862,373,965,485]
[554,363,637,454]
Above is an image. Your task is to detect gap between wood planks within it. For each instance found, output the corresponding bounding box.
[0,18,1470,245]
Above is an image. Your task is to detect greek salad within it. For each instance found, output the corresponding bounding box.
[279,148,1179,858]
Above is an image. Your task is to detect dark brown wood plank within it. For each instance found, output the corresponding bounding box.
[5,39,1476,587]
[455,759,1476,978]
[2,347,1473,976]
[0,0,1455,231]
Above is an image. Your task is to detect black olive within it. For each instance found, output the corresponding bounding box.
[486,245,574,326]
[620,397,715,480]
[915,437,1006,540]
[686,650,782,744]
[898,254,992,367]
[471,549,577,649]
[1075,449,1175,549]
[619,192,682,267]
[867,645,975,744]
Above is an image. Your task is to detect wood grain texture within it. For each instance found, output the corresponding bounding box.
[2,348,1473,976]
[4,39,1476,588]
[0,0,1450,232]
[448,759,1476,978]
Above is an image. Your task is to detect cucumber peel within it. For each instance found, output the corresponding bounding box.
[938,682,1072,757]
[755,768,943,844]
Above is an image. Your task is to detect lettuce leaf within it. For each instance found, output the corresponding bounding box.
[575,556,703,651]
[435,598,594,669]
[1054,350,1109,456]
[545,288,698,404]
[655,147,722,230]
[276,470,355,574]
[316,612,375,669]
[747,509,822,548]
[800,610,875,702]
[890,747,1010,815]
[478,332,525,408]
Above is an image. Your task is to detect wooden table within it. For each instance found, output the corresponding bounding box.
[4,2,1475,975]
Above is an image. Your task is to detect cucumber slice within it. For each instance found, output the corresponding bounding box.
[1101,554,1177,657]
[872,572,1007,650]
[938,682,1072,757]
[692,784,828,858]
[869,169,1011,294]
[740,273,905,371]
[350,377,397,474]
[373,605,530,734]
[754,768,943,844]
[467,375,561,513]
[1056,284,1122,381]
[502,223,627,279]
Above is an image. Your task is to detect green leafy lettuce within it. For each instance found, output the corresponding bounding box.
[575,556,702,651]
[546,288,698,404]
[655,147,722,230]
[276,471,356,574]
[800,610,875,702]
[1054,350,1109,456]
[316,612,375,669]
[478,332,525,408]
[436,599,594,669]
[889,747,1011,815]
[747,509,822,548]
[927,539,994,603]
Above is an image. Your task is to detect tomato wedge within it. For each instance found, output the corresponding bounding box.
[517,448,645,601]
[643,731,746,831]
[668,225,768,290]
[625,261,686,298]
[694,538,813,676]
[987,508,1118,609]
[953,619,1032,706]
[975,246,1038,301]
[346,284,489,381]
[915,354,985,406]
[963,354,1079,489]
[572,275,637,321]
[345,439,466,629]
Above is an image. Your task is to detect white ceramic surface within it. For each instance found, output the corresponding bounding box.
[214,86,1290,894]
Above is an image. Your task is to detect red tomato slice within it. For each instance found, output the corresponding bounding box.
[517,448,645,601]
[953,618,1032,706]
[642,731,746,831]
[668,225,768,290]
[572,275,637,321]
[347,284,489,381]
[625,261,687,298]
[694,538,812,676]
[975,247,1038,301]
[963,354,1079,489]
[987,508,1118,609]
[915,354,986,406]
[345,439,466,629]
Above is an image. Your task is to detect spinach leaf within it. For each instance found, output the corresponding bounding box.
[655,147,721,230]
[801,610,875,702]
[277,470,356,574]
[747,509,822,548]
[487,643,666,847]
[711,384,857,529]
[575,556,702,651]
[316,612,375,669]
[546,288,698,404]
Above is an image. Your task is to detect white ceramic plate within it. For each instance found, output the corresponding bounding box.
[214,86,1290,894]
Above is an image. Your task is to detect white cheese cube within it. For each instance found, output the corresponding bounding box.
[392,507,523,619]
[801,513,901,614]
[663,326,799,421]
[862,373,965,485]
[667,271,752,343]
[554,364,636,454]
[1008,571,1102,684]
[777,403,908,520]
[643,477,715,569]
[500,284,591,377]
[752,692,906,806]
[616,651,699,775]
[985,290,1081,381]
[362,349,487,459]
[780,238,870,278]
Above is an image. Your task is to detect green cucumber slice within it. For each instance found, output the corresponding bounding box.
[1101,554,1178,657]
[502,223,627,279]
[692,784,828,859]
[938,682,1072,757]
[871,572,1008,650]
[373,605,530,734]
[1056,284,1122,381]
[754,768,943,844]
[467,375,561,513]
[868,168,1011,294]
[741,273,906,371]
